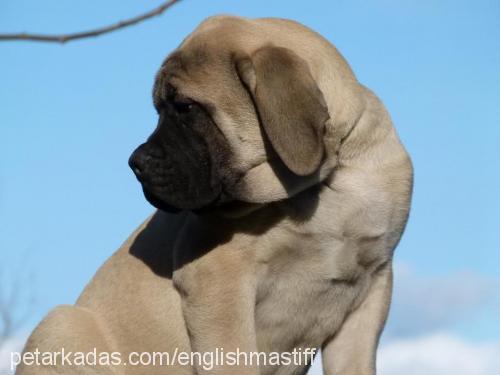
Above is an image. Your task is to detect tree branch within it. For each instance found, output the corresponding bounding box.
[0,0,182,44]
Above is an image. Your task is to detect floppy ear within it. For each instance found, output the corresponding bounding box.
[235,46,330,176]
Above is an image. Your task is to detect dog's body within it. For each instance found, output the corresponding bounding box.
[18,16,412,375]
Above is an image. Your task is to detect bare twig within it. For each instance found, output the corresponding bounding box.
[0,0,182,44]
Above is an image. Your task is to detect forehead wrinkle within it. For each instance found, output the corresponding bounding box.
[152,71,168,107]
[153,58,186,106]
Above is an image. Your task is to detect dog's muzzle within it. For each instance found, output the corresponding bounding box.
[129,125,222,212]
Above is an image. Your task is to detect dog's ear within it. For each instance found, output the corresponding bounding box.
[235,46,329,176]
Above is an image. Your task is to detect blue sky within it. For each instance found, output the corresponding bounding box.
[1,0,499,373]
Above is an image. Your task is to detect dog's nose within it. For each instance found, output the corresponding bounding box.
[129,142,166,181]
[129,149,150,180]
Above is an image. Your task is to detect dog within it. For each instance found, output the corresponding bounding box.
[17,15,413,375]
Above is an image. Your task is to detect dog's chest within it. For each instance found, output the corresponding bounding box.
[253,233,371,355]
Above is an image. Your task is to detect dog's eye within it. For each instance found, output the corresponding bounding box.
[173,98,194,113]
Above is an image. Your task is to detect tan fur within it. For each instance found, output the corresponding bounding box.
[18,16,412,375]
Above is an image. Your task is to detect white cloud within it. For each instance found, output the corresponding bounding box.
[378,333,500,375]
[0,335,26,375]
[308,333,500,375]
[385,263,498,337]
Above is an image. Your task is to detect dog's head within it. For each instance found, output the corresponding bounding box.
[129,16,339,214]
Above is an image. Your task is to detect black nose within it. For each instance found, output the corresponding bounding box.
[129,142,166,181]
[129,149,150,180]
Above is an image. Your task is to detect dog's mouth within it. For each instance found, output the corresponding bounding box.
[143,185,261,217]
[142,188,182,214]
[129,136,225,212]
[142,186,229,214]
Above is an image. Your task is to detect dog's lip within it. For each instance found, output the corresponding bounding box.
[142,186,226,214]
[143,188,181,214]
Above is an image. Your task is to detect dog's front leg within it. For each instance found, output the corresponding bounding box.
[321,263,393,375]
[173,243,259,375]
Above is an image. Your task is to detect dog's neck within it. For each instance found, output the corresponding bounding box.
[191,180,331,241]
[178,87,412,258]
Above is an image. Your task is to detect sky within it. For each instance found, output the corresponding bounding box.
[1,0,499,373]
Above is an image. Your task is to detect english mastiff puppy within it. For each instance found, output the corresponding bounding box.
[18,15,413,375]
